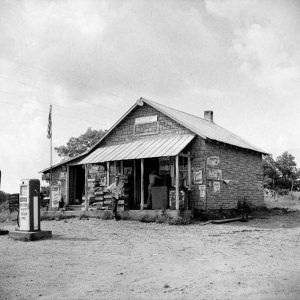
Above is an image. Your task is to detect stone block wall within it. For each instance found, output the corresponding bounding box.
[189,137,264,210]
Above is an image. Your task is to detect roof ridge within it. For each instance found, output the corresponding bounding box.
[141,97,266,154]
[141,97,211,123]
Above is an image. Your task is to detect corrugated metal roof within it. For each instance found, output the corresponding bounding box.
[75,134,195,165]
[41,97,266,173]
[142,98,267,154]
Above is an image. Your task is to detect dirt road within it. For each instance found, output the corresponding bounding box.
[1,212,299,299]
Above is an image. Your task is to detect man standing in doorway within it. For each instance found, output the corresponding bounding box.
[108,175,124,220]
[145,170,161,209]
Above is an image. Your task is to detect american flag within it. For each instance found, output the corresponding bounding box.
[47,105,52,139]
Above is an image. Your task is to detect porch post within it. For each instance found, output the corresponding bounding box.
[141,158,144,210]
[175,155,180,210]
[187,152,191,187]
[120,161,124,175]
[84,164,89,211]
[187,152,191,210]
[66,165,69,205]
[133,159,137,205]
[106,161,110,186]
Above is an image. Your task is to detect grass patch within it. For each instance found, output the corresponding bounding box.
[138,211,191,225]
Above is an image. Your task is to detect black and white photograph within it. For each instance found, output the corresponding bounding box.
[0,0,299,299]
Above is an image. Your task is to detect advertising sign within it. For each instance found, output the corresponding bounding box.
[135,115,157,124]
[207,156,220,167]
[193,169,203,184]
[19,186,30,231]
[213,181,221,193]
[199,185,206,198]
[207,168,222,181]
[51,185,60,208]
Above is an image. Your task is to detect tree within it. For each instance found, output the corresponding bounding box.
[0,190,8,203]
[263,155,278,189]
[275,151,297,191]
[54,127,105,159]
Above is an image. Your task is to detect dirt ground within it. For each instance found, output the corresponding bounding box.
[0,210,299,300]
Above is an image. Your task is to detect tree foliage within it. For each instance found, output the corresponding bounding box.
[263,155,278,189]
[276,151,297,180]
[54,127,105,159]
[263,151,299,191]
[0,190,8,203]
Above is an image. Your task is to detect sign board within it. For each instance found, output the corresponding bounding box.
[59,172,66,179]
[213,181,221,193]
[51,185,60,208]
[207,156,220,167]
[207,168,222,181]
[19,186,30,231]
[135,115,157,124]
[199,185,206,198]
[193,169,203,184]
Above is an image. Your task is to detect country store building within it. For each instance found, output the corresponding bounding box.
[41,98,266,215]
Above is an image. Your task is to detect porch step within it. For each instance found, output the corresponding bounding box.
[67,205,82,211]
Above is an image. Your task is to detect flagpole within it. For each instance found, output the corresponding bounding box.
[48,104,53,211]
[50,128,52,211]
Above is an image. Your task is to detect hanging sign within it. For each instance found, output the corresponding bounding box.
[213,181,221,193]
[207,156,220,166]
[199,185,206,198]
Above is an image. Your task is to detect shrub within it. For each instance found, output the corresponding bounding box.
[138,215,157,223]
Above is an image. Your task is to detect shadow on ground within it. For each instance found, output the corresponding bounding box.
[51,234,98,242]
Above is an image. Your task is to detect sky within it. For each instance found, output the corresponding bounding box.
[0,0,300,193]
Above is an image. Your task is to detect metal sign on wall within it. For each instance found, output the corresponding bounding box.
[207,168,222,181]
[199,185,206,198]
[51,185,60,208]
[213,181,221,193]
[207,156,220,167]
[135,115,157,124]
[193,169,203,184]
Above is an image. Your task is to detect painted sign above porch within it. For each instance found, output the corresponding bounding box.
[135,115,157,124]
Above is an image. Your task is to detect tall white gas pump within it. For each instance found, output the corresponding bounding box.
[19,179,40,231]
[9,179,52,241]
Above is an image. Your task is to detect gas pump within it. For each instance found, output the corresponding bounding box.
[9,179,52,241]
[19,179,40,231]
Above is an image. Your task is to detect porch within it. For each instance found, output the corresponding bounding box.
[63,135,195,212]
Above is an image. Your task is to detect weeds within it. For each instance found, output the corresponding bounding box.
[138,210,191,225]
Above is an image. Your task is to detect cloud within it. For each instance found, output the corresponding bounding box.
[0,0,300,192]
[206,0,300,96]
[0,0,229,103]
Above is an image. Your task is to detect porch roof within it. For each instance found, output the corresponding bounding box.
[73,134,195,165]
